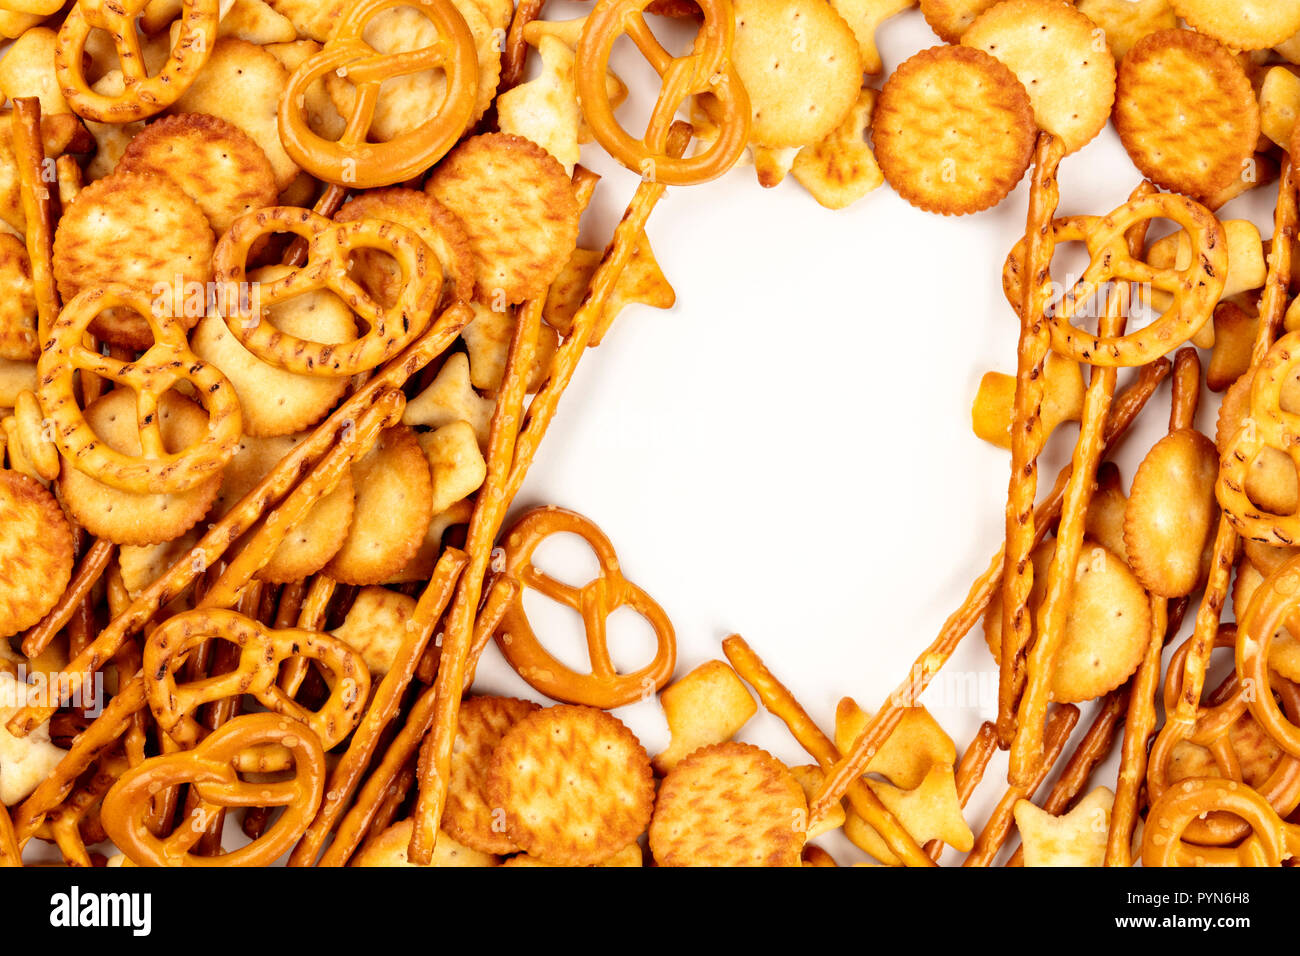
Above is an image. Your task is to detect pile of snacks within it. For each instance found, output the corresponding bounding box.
[2,0,1300,867]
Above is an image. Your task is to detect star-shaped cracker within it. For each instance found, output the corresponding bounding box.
[461,302,559,393]
[544,236,675,345]
[834,696,956,790]
[830,0,917,75]
[971,351,1085,451]
[1014,786,1114,867]
[790,764,847,839]
[791,87,885,209]
[845,763,974,863]
[404,352,495,451]
[0,672,67,805]
[652,660,757,774]
[419,421,488,516]
[521,16,628,144]
[331,586,418,677]
[497,34,580,175]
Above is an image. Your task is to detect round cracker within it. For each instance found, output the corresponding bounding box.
[190,265,355,437]
[0,469,74,638]
[52,170,214,348]
[353,819,497,867]
[58,389,222,546]
[0,232,37,361]
[1173,0,1300,52]
[322,424,432,585]
[208,432,355,583]
[731,0,863,149]
[334,188,475,307]
[119,529,201,601]
[486,704,654,866]
[872,45,1035,215]
[117,112,279,236]
[1114,29,1260,202]
[649,741,806,867]
[425,133,579,305]
[984,538,1151,703]
[1216,371,1299,517]
[1123,428,1218,599]
[443,695,541,855]
[920,0,1000,42]
[961,0,1116,154]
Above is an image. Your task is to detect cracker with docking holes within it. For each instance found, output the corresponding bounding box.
[58,389,223,546]
[444,695,541,855]
[872,45,1035,215]
[652,659,758,775]
[52,170,214,348]
[323,425,433,586]
[426,133,580,306]
[0,469,74,638]
[1075,0,1175,62]
[119,529,201,601]
[649,741,805,867]
[486,705,655,866]
[1173,0,1300,52]
[961,0,1116,155]
[1114,29,1260,203]
[919,0,998,42]
[117,113,279,236]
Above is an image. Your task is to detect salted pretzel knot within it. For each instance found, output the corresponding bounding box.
[576,0,750,185]
[1218,330,1300,546]
[143,607,370,764]
[212,206,442,377]
[55,0,219,123]
[278,0,479,187]
[495,506,676,708]
[1237,554,1300,760]
[102,713,325,867]
[38,283,242,494]
[1142,778,1300,867]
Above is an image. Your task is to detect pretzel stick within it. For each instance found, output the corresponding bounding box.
[359,759,418,855]
[7,305,472,737]
[416,574,518,689]
[810,360,1169,822]
[283,182,349,268]
[20,541,115,658]
[1150,159,1296,777]
[721,635,933,866]
[273,576,338,699]
[11,98,58,340]
[997,133,1067,747]
[289,547,469,866]
[408,123,694,863]
[1106,349,1201,865]
[314,574,517,866]
[0,803,18,867]
[962,704,1079,867]
[501,0,546,90]
[926,721,998,861]
[1009,180,1154,785]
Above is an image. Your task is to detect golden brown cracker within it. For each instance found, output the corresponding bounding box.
[425,133,579,306]
[650,741,805,867]
[962,0,1116,154]
[444,695,541,855]
[496,34,581,175]
[487,704,655,866]
[872,45,1035,215]
[334,188,475,307]
[264,40,346,142]
[0,469,73,638]
[0,26,71,116]
[731,0,864,149]
[330,586,416,676]
[1260,65,1300,152]
[418,422,487,516]
[353,820,497,867]
[1115,29,1260,202]
[384,498,473,584]
[919,0,998,42]
[118,530,201,601]
[460,302,558,393]
[1084,461,1129,564]
[1231,560,1300,683]
[0,233,37,362]
[789,764,846,837]
[827,0,914,75]
[323,425,432,585]
[1014,786,1113,866]
[846,763,974,860]
[1208,300,1259,392]
[791,87,885,210]
[264,0,346,41]
[403,352,494,451]
[1173,0,1300,52]
[117,112,279,236]
[52,170,214,348]
[833,698,956,790]
[543,237,675,343]
[58,389,223,546]
[971,351,1084,451]
[1075,0,1175,61]
[652,659,758,775]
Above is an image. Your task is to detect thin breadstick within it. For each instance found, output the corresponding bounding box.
[926,721,998,861]
[289,547,468,867]
[962,704,1079,867]
[997,132,1067,747]
[810,360,1169,822]
[11,98,58,340]
[1106,349,1202,865]
[7,306,471,737]
[408,124,694,863]
[20,540,115,658]
[722,635,934,867]
[1150,159,1296,775]
[1009,180,1155,785]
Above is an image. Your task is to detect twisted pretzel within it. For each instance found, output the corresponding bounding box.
[143,608,370,761]
[278,0,479,188]
[212,207,442,378]
[495,506,676,708]
[1237,554,1300,760]
[576,0,749,185]
[38,283,242,495]
[1142,778,1300,868]
[102,713,325,867]
[1218,329,1300,545]
[55,0,218,123]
